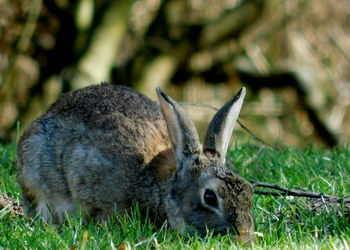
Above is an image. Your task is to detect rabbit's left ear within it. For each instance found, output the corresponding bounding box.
[156,88,201,167]
[203,87,246,164]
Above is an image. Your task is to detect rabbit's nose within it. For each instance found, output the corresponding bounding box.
[236,226,256,247]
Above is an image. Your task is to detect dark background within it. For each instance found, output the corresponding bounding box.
[0,0,349,147]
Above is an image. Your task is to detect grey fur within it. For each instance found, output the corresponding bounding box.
[17,83,254,240]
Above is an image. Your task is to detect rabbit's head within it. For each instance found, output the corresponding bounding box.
[156,87,254,243]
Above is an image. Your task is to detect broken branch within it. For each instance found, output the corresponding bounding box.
[251,180,350,203]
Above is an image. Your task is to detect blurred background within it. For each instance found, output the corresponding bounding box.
[0,0,349,147]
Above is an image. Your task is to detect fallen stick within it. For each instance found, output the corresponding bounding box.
[251,180,350,204]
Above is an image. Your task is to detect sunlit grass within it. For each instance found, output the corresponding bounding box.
[1,141,349,248]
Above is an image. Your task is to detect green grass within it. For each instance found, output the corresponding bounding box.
[1,141,350,249]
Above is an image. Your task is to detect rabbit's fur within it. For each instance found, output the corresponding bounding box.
[17,83,254,240]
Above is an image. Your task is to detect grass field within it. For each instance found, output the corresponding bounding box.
[1,140,349,249]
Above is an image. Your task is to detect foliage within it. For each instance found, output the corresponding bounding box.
[0,142,350,248]
[1,0,350,146]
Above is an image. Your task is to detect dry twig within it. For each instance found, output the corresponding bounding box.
[251,180,350,204]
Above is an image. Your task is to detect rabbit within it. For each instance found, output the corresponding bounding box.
[16,83,254,242]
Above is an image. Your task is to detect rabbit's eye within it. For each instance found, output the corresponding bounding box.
[204,189,218,208]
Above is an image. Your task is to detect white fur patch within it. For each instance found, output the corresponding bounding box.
[55,199,76,222]
[36,200,52,223]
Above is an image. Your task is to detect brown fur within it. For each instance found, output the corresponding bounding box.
[147,148,177,180]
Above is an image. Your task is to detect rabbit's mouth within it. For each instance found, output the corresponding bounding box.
[236,226,256,247]
[187,223,255,243]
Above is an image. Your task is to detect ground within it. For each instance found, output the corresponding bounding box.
[0,192,23,217]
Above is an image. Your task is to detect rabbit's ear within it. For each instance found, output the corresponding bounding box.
[203,87,246,164]
[156,88,201,165]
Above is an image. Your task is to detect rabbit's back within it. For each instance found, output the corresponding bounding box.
[17,83,171,222]
[48,83,162,123]
[26,83,171,164]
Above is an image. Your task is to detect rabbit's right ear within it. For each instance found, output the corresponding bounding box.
[156,88,201,169]
[203,87,246,164]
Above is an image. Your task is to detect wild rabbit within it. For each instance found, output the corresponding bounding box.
[17,83,254,242]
